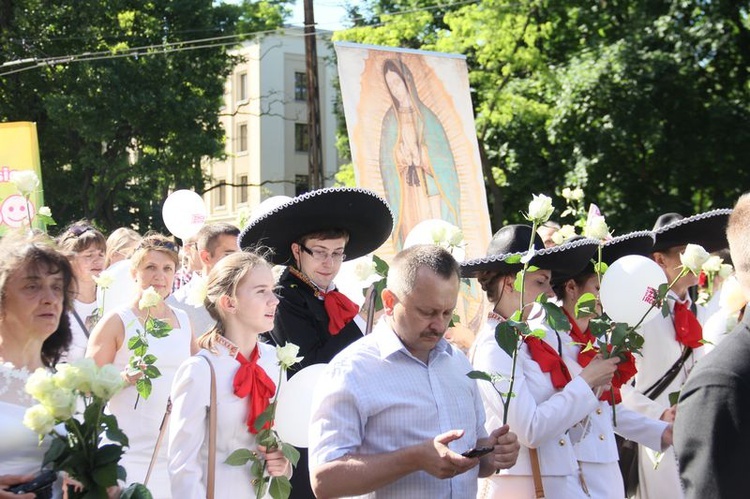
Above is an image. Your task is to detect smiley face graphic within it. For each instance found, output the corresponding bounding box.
[0,194,36,228]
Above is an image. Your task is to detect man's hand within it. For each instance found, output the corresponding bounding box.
[661,404,677,423]
[0,474,36,499]
[661,423,674,450]
[417,429,480,479]
[478,425,520,476]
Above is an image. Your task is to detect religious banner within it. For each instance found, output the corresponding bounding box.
[0,121,45,231]
[335,42,492,349]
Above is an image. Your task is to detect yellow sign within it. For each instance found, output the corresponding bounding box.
[0,122,45,229]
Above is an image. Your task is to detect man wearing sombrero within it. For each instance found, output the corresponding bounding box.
[621,208,731,499]
[238,186,393,499]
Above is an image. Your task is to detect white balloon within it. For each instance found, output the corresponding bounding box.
[600,255,667,327]
[97,259,139,316]
[274,363,327,448]
[162,190,207,240]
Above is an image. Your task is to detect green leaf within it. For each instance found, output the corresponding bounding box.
[535,292,548,303]
[117,465,127,482]
[528,328,547,339]
[581,341,596,353]
[136,378,152,399]
[610,322,630,347]
[144,365,161,379]
[467,370,493,382]
[661,299,670,318]
[147,318,172,338]
[509,310,522,322]
[120,483,153,499]
[449,313,461,327]
[668,391,681,407]
[494,321,520,357]
[504,254,522,264]
[256,477,269,499]
[37,213,57,226]
[589,316,611,339]
[225,448,255,466]
[657,282,670,300]
[269,476,292,499]
[127,335,144,350]
[43,436,68,468]
[92,462,120,488]
[373,278,387,312]
[142,354,157,364]
[575,292,598,318]
[513,270,524,292]
[526,265,539,273]
[542,302,571,332]
[106,426,129,447]
[281,441,301,466]
[372,254,389,276]
[253,404,275,432]
[95,444,124,466]
[593,261,608,275]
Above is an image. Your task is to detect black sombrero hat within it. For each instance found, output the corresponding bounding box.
[652,208,732,253]
[238,187,394,265]
[552,230,655,284]
[461,224,599,277]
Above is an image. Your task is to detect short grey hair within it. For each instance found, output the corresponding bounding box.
[386,244,460,297]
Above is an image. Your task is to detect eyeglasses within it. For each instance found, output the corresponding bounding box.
[299,243,346,263]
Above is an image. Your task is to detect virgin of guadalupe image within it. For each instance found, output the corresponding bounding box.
[379,58,462,247]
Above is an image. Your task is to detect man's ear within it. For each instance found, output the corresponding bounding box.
[382,288,398,315]
[199,249,211,267]
[290,243,301,267]
[652,252,667,270]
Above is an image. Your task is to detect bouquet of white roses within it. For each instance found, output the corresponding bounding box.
[23,358,151,498]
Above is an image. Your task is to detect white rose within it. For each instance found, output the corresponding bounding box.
[25,368,56,401]
[92,270,115,289]
[551,224,577,245]
[53,363,86,392]
[571,187,584,201]
[276,343,304,370]
[10,170,40,196]
[90,364,124,401]
[702,255,723,273]
[446,226,465,248]
[527,194,554,224]
[584,215,611,241]
[38,206,52,217]
[680,244,711,275]
[69,358,99,393]
[430,226,447,245]
[138,286,162,310]
[353,257,378,282]
[561,187,573,200]
[23,404,56,435]
[719,263,734,279]
[40,385,76,420]
[185,275,208,308]
[720,276,747,314]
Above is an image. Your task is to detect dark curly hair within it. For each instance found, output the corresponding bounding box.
[0,232,74,367]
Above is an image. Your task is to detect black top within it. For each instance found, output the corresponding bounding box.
[674,310,750,498]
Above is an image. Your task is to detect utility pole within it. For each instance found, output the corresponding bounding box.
[304,0,324,190]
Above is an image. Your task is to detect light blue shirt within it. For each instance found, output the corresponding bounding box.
[309,319,488,498]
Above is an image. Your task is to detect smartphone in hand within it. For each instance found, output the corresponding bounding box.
[461,446,493,459]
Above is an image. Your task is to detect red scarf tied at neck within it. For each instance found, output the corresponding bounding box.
[524,336,572,389]
[323,290,359,334]
[233,346,277,434]
[563,309,637,405]
[672,301,703,349]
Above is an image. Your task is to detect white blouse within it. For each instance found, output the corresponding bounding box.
[168,340,282,499]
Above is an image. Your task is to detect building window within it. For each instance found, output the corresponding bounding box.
[294,72,307,101]
[295,175,309,196]
[237,174,248,204]
[214,181,226,208]
[238,72,248,102]
[295,123,309,152]
[238,123,248,152]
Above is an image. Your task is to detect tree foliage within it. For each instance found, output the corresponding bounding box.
[0,0,289,233]
[334,0,750,231]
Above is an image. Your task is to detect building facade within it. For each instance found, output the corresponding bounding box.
[204,28,340,224]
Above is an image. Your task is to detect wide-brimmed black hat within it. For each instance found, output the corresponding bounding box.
[552,230,655,284]
[652,209,732,253]
[238,187,394,265]
[461,224,599,277]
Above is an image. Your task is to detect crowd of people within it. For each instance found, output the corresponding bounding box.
[0,185,748,499]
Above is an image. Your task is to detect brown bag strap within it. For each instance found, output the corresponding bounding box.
[529,448,545,498]
[201,354,218,499]
[144,398,172,486]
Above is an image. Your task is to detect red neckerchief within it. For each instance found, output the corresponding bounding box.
[673,301,703,349]
[289,267,359,335]
[562,309,637,405]
[233,345,276,435]
[523,335,572,389]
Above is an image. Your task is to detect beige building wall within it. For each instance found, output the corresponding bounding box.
[204,28,340,226]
